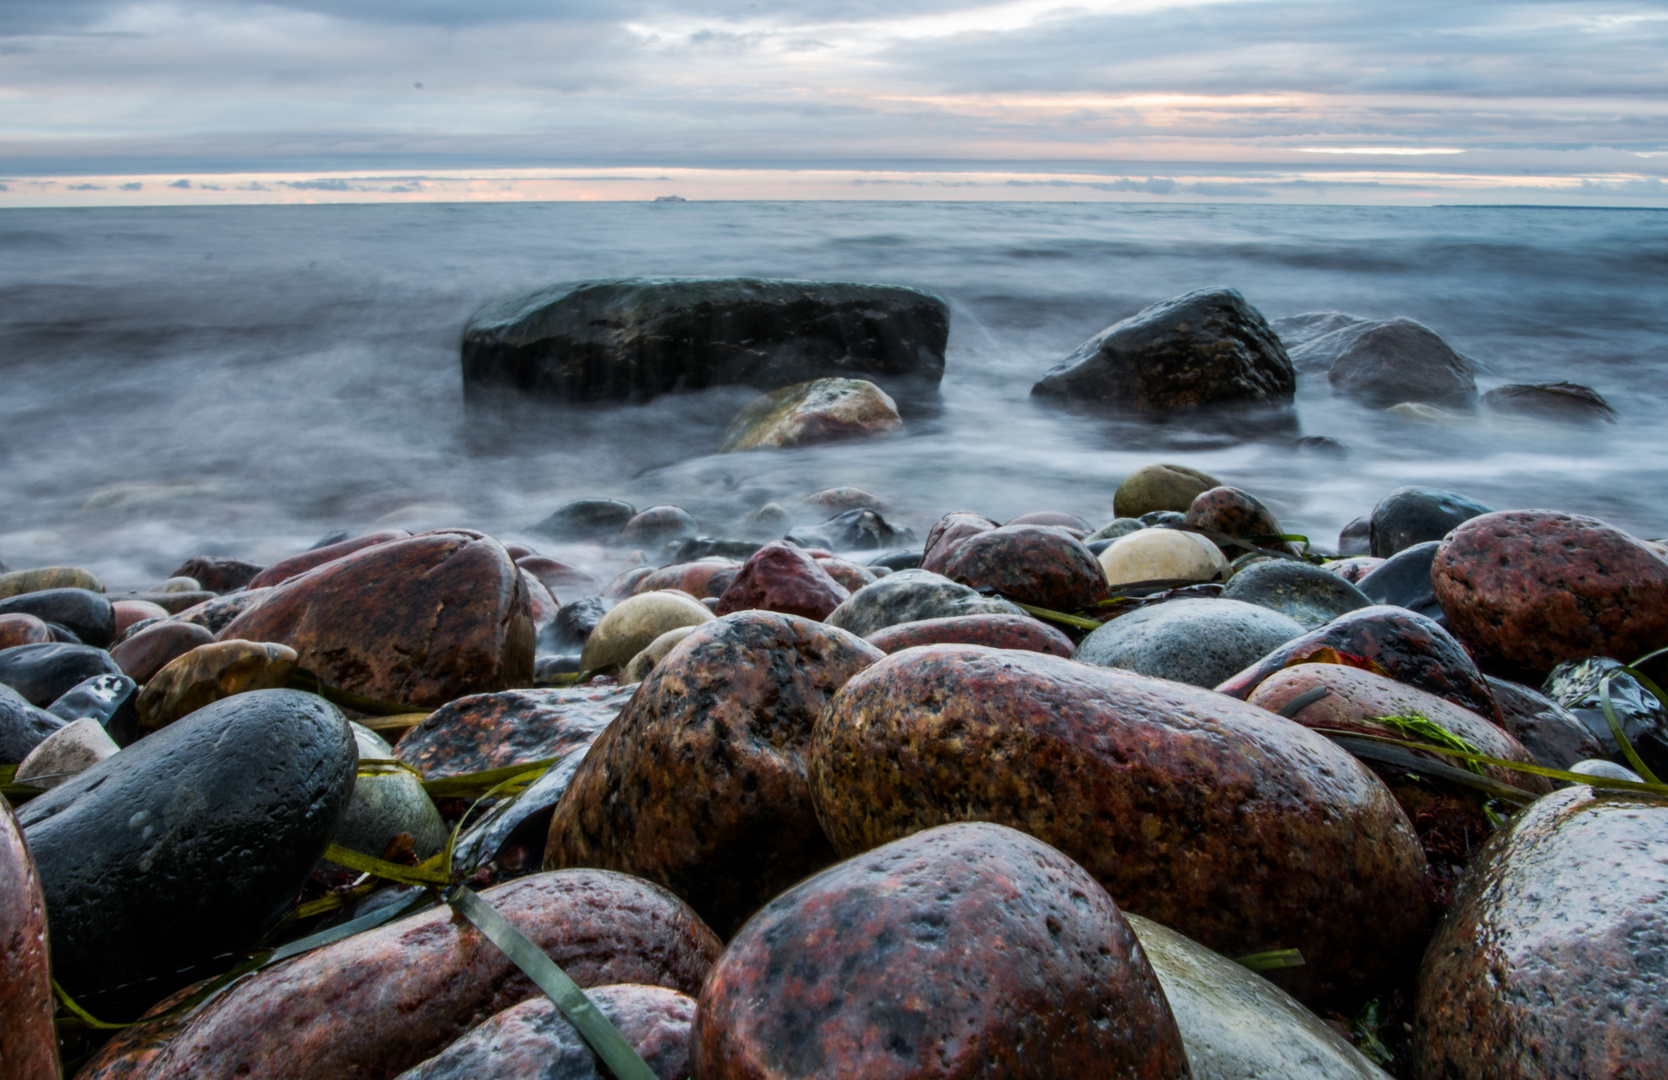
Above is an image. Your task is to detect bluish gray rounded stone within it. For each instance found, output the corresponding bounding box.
[1074,598,1306,688]
[824,569,1024,638]
[1221,559,1372,630]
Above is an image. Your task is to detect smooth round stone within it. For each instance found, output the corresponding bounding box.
[112,599,171,636]
[1356,539,1442,620]
[1485,675,1606,770]
[813,555,876,592]
[823,569,1025,638]
[918,511,999,573]
[0,588,116,648]
[147,576,202,594]
[0,613,53,650]
[866,549,922,571]
[693,822,1189,1080]
[1127,914,1393,1080]
[802,486,887,515]
[1569,758,1643,783]
[1185,486,1288,549]
[109,620,217,684]
[169,555,265,593]
[1114,463,1222,519]
[1412,787,1668,1077]
[531,499,638,542]
[661,536,764,565]
[0,684,64,766]
[89,871,722,1080]
[521,570,559,637]
[621,625,699,683]
[1075,598,1305,688]
[549,612,882,937]
[245,529,410,590]
[168,588,272,633]
[395,683,634,780]
[15,717,118,790]
[48,672,139,746]
[396,984,696,1080]
[1434,510,1668,674]
[0,800,57,1080]
[1369,486,1493,558]
[603,565,657,599]
[864,613,1075,657]
[329,737,448,866]
[937,524,1110,611]
[17,689,357,1012]
[719,376,902,451]
[136,639,301,732]
[578,590,715,672]
[714,541,851,621]
[634,559,743,601]
[619,505,699,548]
[1337,516,1372,557]
[1005,510,1091,534]
[1085,517,1145,543]
[810,646,1432,1010]
[1098,527,1229,588]
[1221,559,1373,629]
[1323,555,1383,583]
[0,642,124,707]
[0,566,104,600]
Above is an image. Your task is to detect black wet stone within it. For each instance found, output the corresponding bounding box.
[1485,675,1606,771]
[46,673,139,747]
[0,683,66,764]
[0,643,125,707]
[1337,516,1372,557]
[1221,559,1373,630]
[865,549,923,571]
[663,536,762,564]
[1542,658,1668,779]
[1357,540,1444,621]
[0,589,116,648]
[544,596,609,655]
[17,688,356,1013]
[1369,486,1494,558]
[530,499,637,542]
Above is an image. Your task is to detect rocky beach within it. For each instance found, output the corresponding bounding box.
[3,203,1668,1080]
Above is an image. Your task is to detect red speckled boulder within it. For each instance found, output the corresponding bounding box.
[109,621,216,684]
[812,556,876,592]
[396,984,695,1080]
[693,822,1190,1080]
[632,559,741,601]
[714,542,851,621]
[218,531,534,709]
[937,524,1110,611]
[1412,787,1668,1079]
[546,611,883,937]
[395,683,635,779]
[919,511,999,574]
[245,529,409,590]
[0,799,58,1080]
[1215,605,1502,725]
[864,613,1074,657]
[1433,509,1668,674]
[810,646,1430,1010]
[0,613,54,651]
[81,871,721,1080]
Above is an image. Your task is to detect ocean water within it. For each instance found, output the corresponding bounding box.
[2,200,1665,588]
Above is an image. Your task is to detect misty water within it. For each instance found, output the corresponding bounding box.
[2,200,1665,588]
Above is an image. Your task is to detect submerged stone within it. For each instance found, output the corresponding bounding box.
[719,377,902,451]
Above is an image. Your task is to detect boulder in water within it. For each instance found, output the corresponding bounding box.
[785,507,916,551]
[1481,381,1616,423]
[1291,316,1477,409]
[529,499,637,543]
[618,505,699,547]
[1074,597,1305,688]
[719,377,902,451]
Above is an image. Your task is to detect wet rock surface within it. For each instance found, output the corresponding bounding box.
[694,822,1190,1080]
[578,590,715,671]
[1221,558,1372,628]
[720,377,903,451]
[1115,464,1224,519]
[1484,674,1606,769]
[245,529,409,590]
[823,568,1025,638]
[167,589,272,634]
[1481,380,1616,423]
[936,523,1110,610]
[1369,486,1494,559]
[0,587,116,648]
[1356,540,1443,620]
[0,642,125,707]
[1433,509,1668,674]
[547,612,882,938]
[918,511,999,573]
[1099,527,1229,588]
[864,612,1075,656]
[1075,597,1306,688]
[395,683,635,779]
[631,559,741,600]
[16,716,119,789]
[169,555,265,593]
[810,646,1431,1009]
[396,984,696,1080]
[531,499,638,542]
[714,541,851,620]
[1185,486,1288,550]
[621,626,698,683]
[109,620,217,684]
[135,639,299,732]
[1540,656,1668,778]
[0,612,54,650]
[0,566,104,600]
[786,507,915,551]
[45,672,138,745]
[1413,787,1668,1079]
[1323,318,1478,409]
[0,684,67,764]
[0,799,58,1080]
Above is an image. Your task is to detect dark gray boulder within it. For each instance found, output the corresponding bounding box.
[1075,598,1306,688]
[17,688,356,1013]
[1031,288,1295,415]
[1485,675,1606,770]
[0,684,65,765]
[462,278,949,404]
[1369,485,1494,558]
[823,569,1024,638]
[1221,559,1373,629]
[0,643,124,707]
[1482,381,1616,423]
[786,508,916,552]
[1290,316,1476,409]
[530,499,636,542]
[1356,540,1444,620]
[0,588,115,648]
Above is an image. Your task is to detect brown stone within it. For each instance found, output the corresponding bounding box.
[937,524,1110,610]
[1412,787,1668,1079]
[395,683,635,779]
[135,640,300,731]
[245,529,410,590]
[713,542,851,621]
[0,613,53,650]
[515,555,602,602]
[864,613,1075,657]
[692,822,1190,1080]
[812,556,876,592]
[809,646,1431,1010]
[521,570,558,634]
[1185,486,1290,552]
[87,870,720,1080]
[219,531,534,709]
[395,984,696,1080]
[919,511,998,574]
[632,559,741,600]
[109,621,216,684]
[168,589,272,633]
[112,599,170,636]
[168,556,265,594]
[1214,604,1502,725]
[1433,509,1668,673]
[0,799,59,1080]
[547,611,883,938]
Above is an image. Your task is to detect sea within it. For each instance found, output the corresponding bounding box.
[2,200,1665,587]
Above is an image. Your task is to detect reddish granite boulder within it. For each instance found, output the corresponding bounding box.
[864,613,1074,657]
[632,559,740,601]
[109,621,216,684]
[693,822,1189,1080]
[1185,486,1290,552]
[937,524,1110,611]
[0,613,53,651]
[1412,787,1668,1079]
[812,556,876,592]
[1433,509,1668,673]
[546,611,883,937]
[714,542,851,621]
[810,646,1430,1010]
[919,511,998,574]
[395,683,635,779]
[0,800,58,1080]
[86,871,720,1080]
[1215,605,1502,725]
[515,555,602,601]
[219,531,534,709]
[245,529,409,590]
[169,556,264,594]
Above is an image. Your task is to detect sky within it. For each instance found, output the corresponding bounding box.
[2,0,1666,205]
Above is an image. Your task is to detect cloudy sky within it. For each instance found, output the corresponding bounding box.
[3,0,1666,204]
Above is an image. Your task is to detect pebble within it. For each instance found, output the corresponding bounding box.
[739,501,794,540]
[823,568,1025,638]
[864,613,1075,656]
[0,642,124,707]
[0,587,116,648]
[619,505,700,547]
[1114,463,1223,518]
[1075,597,1306,688]
[15,717,119,790]
[719,376,903,451]
[693,822,1190,1080]
[148,576,203,594]
[0,799,57,1080]
[1337,515,1371,556]
[394,683,634,780]
[810,646,1431,1010]
[1324,555,1383,583]
[713,541,851,620]
[0,613,53,650]
[1220,558,1372,628]
[109,620,217,684]
[1568,758,1643,783]
[329,727,448,867]
[1369,485,1493,558]
[0,566,105,600]
[1085,517,1145,543]
[136,639,300,732]
[245,528,410,589]
[1098,527,1230,588]
[802,486,887,515]
[577,590,715,672]
[936,523,1110,610]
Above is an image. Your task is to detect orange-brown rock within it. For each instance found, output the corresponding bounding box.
[864,613,1074,657]
[631,559,740,600]
[218,531,534,709]
[0,613,53,650]
[109,621,216,684]
[809,646,1430,1010]
[692,822,1189,1080]
[135,640,300,731]
[245,529,410,590]
[546,611,883,937]
[112,600,171,636]
[395,683,634,779]
[0,799,58,1080]
[82,871,721,1080]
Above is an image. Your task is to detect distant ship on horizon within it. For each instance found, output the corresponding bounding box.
[653,194,687,202]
